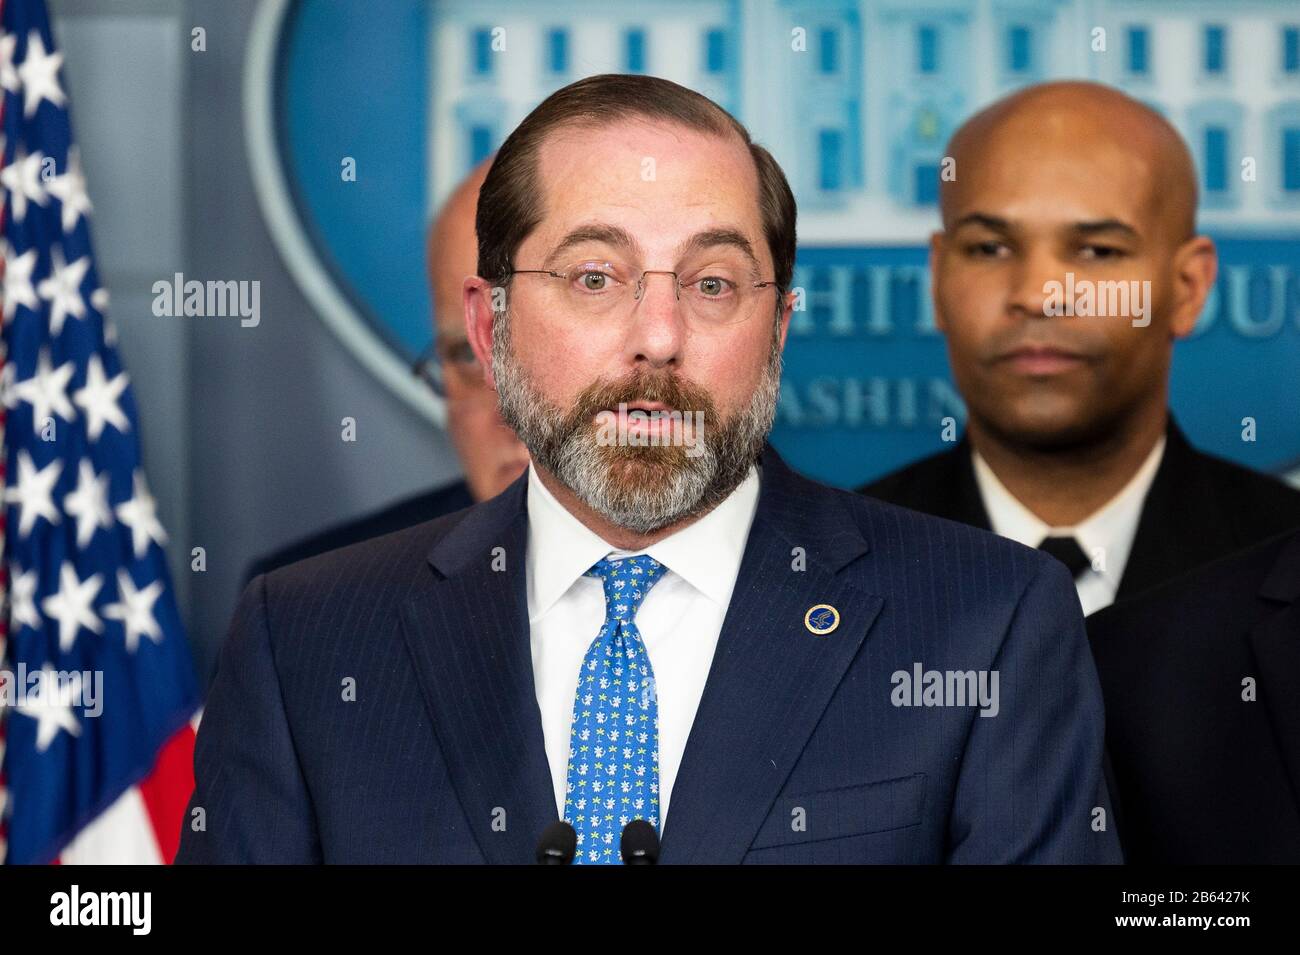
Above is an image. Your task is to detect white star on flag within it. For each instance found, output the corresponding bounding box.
[9,564,42,632]
[11,347,76,429]
[72,353,129,441]
[40,560,104,653]
[98,299,119,346]
[2,243,39,322]
[45,146,92,233]
[17,30,65,118]
[15,665,83,753]
[4,449,62,537]
[116,470,167,558]
[0,362,16,410]
[0,32,18,92]
[36,244,90,337]
[103,569,164,653]
[63,458,113,548]
[0,146,49,223]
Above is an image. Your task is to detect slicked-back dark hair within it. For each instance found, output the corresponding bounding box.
[475,73,797,297]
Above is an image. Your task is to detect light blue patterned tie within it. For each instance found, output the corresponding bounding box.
[564,554,667,864]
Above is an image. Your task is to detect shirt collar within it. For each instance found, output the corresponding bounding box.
[971,436,1166,585]
[525,462,761,621]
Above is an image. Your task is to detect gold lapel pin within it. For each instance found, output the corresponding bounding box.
[804,604,840,636]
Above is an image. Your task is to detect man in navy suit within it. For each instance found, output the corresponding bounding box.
[178,73,1119,864]
[1088,528,1300,862]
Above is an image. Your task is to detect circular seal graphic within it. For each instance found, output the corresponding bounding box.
[245,0,442,426]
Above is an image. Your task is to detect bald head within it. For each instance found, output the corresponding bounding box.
[425,155,531,502]
[428,156,492,337]
[929,80,1219,465]
[942,81,1198,245]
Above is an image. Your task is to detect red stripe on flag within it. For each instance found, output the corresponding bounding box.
[137,722,197,864]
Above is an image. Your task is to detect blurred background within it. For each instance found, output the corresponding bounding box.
[48,0,1300,681]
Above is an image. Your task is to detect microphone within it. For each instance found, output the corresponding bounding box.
[535,820,577,865]
[620,819,660,865]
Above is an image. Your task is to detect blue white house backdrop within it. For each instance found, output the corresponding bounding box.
[248,0,1300,488]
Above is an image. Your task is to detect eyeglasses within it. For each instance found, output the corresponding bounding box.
[506,258,780,326]
[412,337,485,399]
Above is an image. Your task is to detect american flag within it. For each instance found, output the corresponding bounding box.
[0,0,199,864]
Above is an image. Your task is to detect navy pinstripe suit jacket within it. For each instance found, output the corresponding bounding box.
[177,445,1121,864]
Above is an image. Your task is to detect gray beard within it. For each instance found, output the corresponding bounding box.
[491,309,782,535]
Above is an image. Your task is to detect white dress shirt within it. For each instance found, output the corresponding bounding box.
[525,462,761,832]
[971,437,1166,616]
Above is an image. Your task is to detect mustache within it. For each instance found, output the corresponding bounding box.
[565,371,717,427]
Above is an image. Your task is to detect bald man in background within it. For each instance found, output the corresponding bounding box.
[246,158,528,580]
[861,81,1300,617]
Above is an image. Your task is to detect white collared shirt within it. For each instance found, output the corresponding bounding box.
[971,437,1166,616]
[525,462,761,831]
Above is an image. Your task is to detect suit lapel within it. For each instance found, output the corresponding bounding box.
[399,448,888,864]
[1247,535,1300,813]
[659,447,884,863]
[399,473,557,864]
[950,436,993,530]
[877,436,990,530]
[1118,420,1237,601]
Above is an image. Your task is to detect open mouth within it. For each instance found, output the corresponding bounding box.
[592,400,685,440]
[617,400,672,415]
[616,402,673,434]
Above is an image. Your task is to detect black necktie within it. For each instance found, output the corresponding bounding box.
[1037,535,1091,579]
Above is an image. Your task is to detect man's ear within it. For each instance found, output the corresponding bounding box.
[1168,235,1217,340]
[928,230,949,334]
[463,275,499,390]
[775,288,795,353]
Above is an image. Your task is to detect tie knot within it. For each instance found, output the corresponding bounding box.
[586,554,666,623]
[1037,535,1092,579]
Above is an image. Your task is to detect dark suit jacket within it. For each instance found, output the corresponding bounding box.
[178,446,1120,864]
[1088,530,1300,863]
[860,419,1300,606]
[243,480,474,582]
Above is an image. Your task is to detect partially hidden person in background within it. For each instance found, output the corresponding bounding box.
[1089,527,1300,862]
[243,157,529,582]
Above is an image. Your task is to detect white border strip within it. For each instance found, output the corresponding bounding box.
[244,0,444,426]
